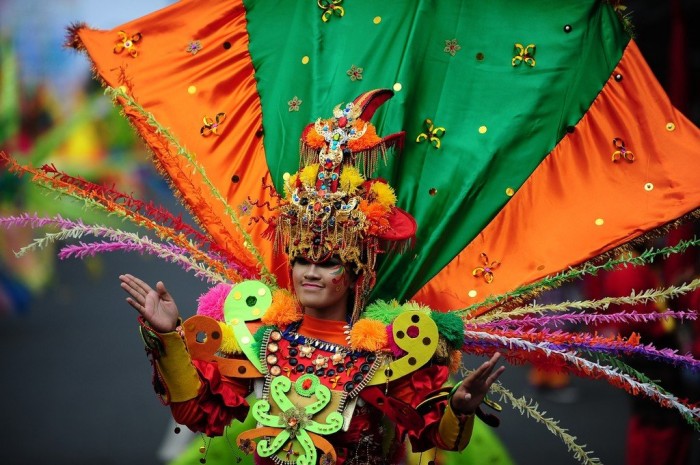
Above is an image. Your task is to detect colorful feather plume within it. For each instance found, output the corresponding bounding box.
[453,242,700,444]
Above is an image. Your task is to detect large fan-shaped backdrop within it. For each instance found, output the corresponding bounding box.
[69,0,700,308]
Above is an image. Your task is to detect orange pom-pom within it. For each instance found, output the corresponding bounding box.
[359,200,390,234]
[305,121,329,148]
[349,319,388,352]
[449,350,463,374]
[347,122,382,151]
[261,289,302,327]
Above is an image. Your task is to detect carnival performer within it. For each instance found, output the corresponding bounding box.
[3,2,700,464]
[119,92,504,465]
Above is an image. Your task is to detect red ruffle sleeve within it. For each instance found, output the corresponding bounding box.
[390,364,451,451]
[170,359,252,436]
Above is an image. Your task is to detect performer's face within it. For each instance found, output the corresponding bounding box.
[292,256,355,316]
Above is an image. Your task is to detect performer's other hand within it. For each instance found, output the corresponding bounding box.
[119,274,180,333]
[450,352,505,415]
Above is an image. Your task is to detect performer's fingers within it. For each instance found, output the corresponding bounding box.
[120,279,148,306]
[156,281,171,299]
[125,297,145,314]
[121,273,152,296]
[485,365,506,386]
[477,353,502,380]
[470,361,493,382]
[120,279,145,300]
[121,274,156,299]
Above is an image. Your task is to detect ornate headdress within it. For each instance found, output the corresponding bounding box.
[272,89,416,320]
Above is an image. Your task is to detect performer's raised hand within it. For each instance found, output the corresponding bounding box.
[450,352,505,415]
[119,274,180,333]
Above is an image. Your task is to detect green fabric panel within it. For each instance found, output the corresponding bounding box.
[169,402,258,465]
[243,0,629,302]
[446,418,515,465]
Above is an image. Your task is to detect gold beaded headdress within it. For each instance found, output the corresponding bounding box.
[273,89,416,320]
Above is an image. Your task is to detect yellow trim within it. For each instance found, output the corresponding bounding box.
[438,403,474,451]
[157,331,202,402]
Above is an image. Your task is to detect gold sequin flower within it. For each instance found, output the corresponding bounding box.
[299,343,315,358]
[239,438,255,455]
[200,112,226,136]
[312,355,329,370]
[611,138,635,162]
[444,39,461,56]
[346,65,363,81]
[238,200,254,217]
[512,43,536,67]
[185,40,202,55]
[113,31,142,58]
[318,0,345,22]
[288,96,303,112]
[416,118,446,149]
[472,252,501,284]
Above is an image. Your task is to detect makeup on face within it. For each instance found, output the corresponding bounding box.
[291,256,356,319]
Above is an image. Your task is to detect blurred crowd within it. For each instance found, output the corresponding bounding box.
[0,36,154,315]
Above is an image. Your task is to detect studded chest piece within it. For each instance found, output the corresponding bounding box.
[263,328,380,395]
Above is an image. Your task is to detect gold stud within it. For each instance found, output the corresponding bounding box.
[468,290,477,298]
[373,16,382,24]
[478,126,488,134]
[283,172,290,181]
[595,218,604,226]
[301,56,310,65]
[666,122,675,131]
[644,183,654,191]
[187,85,197,95]
[393,82,402,92]
[505,187,515,196]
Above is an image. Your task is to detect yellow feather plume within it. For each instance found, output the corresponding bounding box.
[285,173,299,197]
[299,165,319,187]
[370,182,397,207]
[217,321,242,355]
[339,166,365,194]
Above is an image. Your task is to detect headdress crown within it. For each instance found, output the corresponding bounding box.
[273,89,416,318]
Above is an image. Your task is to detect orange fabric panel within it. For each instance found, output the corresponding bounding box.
[74,0,288,286]
[413,41,700,311]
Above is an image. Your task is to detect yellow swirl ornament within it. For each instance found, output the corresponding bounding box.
[367,311,439,385]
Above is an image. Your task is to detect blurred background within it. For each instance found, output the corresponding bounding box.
[0,1,698,464]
